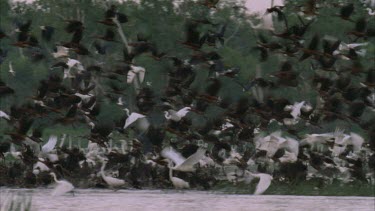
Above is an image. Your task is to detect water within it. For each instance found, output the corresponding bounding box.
[1,188,374,211]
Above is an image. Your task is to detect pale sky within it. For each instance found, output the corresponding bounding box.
[12,0,285,14]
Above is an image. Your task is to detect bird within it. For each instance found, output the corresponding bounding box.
[167,159,190,189]
[161,146,206,172]
[245,171,273,195]
[8,62,15,76]
[366,8,375,16]
[0,110,10,120]
[123,108,146,129]
[50,172,74,196]
[52,46,69,58]
[100,160,126,189]
[164,107,191,122]
[337,3,354,21]
[127,65,146,84]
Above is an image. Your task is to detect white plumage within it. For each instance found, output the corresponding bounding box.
[100,162,126,188]
[127,65,146,84]
[8,61,15,76]
[50,172,74,196]
[0,110,10,120]
[52,46,69,58]
[167,160,190,189]
[164,107,191,122]
[161,146,206,172]
[66,58,84,71]
[248,173,273,195]
[42,135,58,153]
[123,108,146,129]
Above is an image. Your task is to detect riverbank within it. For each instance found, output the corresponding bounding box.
[212,180,375,196]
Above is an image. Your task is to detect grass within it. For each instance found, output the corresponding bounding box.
[212,180,375,196]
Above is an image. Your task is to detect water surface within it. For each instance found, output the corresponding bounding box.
[1,188,374,211]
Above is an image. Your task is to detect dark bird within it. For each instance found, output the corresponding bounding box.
[337,3,354,22]
[200,0,220,9]
[96,28,118,42]
[64,20,84,33]
[181,21,207,50]
[40,25,55,41]
[299,34,320,61]
[0,79,15,97]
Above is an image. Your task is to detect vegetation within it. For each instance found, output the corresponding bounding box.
[0,0,374,196]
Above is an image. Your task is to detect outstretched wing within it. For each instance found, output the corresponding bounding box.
[176,107,191,117]
[123,113,145,129]
[254,173,272,195]
[161,147,186,166]
[42,135,57,153]
[177,148,206,169]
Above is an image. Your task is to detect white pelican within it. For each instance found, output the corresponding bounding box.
[161,146,206,172]
[164,107,191,122]
[50,172,74,196]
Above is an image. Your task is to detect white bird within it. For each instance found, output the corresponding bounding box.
[0,110,10,120]
[123,108,146,129]
[167,160,190,189]
[366,8,375,15]
[247,172,273,195]
[117,97,124,106]
[33,159,50,175]
[8,61,15,76]
[164,107,191,122]
[161,146,206,172]
[74,93,93,100]
[127,65,146,84]
[41,135,58,154]
[284,101,306,119]
[50,172,74,196]
[52,46,69,58]
[100,161,126,188]
[66,58,84,71]
[338,42,368,51]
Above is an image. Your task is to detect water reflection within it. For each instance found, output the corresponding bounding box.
[1,188,374,211]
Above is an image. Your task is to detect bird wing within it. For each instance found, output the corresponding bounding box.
[0,110,10,120]
[161,147,186,166]
[66,58,79,68]
[178,148,206,169]
[123,113,145,129]
[127,70,136,84]
[291,101,305,119]
[42,135,58,153]
[51,181,74,196]
[176,107,191,117]
[254,173,272,195]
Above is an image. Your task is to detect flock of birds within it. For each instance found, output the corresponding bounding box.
[0,0,375,197]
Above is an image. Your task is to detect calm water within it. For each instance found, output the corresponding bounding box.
[1,188,374,211]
